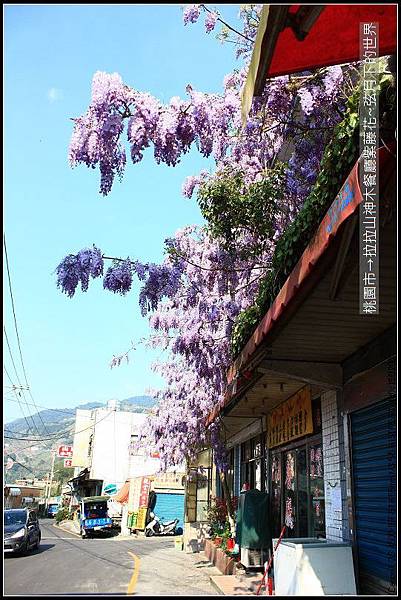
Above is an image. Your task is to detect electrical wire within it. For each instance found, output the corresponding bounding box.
[4,407,113,442]
[3,354,40,436]
[3,365,50,448]
[4,454,49,478]
[4,394,76,416]
[4,233,51,436]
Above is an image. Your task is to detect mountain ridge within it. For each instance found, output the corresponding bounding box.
[4,395,155,483]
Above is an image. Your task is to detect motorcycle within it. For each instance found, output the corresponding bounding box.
[144,512,179,537]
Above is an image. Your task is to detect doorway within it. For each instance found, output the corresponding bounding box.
[270,438,325,539]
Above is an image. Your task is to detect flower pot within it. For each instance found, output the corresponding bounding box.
[214,537,222,546]
[226,538,235,551]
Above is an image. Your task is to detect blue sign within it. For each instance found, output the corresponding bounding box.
[84,517,112,528]
[103,484,117,495]
[326,181,355,234]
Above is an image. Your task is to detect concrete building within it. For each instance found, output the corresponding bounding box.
[4,483,45,509]
[69,401,148,502]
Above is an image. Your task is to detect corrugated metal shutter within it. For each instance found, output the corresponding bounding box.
[351,397,396,594]
[154,493,185,531]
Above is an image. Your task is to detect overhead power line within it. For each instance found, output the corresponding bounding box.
[4,454,49,477]
[4,406,114,442]
[4,394,76,417]
[3,363,40,436]
[4,233,51,436]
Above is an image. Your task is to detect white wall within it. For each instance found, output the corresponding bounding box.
[321,390,346,542]
[90,410,148,490]
[71,409,93,469]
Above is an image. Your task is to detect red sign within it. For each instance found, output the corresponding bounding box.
[139,477,151,508]
[64,459,73,468]
[57,445,73,458]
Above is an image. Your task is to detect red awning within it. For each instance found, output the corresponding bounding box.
[113,481,129,503]
[206,145,395,426]
[267,5,397,78]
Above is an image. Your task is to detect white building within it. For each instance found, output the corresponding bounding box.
[71,401,148,496]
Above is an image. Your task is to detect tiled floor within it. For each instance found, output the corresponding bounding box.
[210,573,266,596]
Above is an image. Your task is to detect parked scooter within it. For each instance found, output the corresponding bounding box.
[144,512,179,537]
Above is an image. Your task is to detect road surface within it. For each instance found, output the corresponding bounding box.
[4,518,216,595]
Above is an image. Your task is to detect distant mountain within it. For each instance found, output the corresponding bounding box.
[4,395,156,483]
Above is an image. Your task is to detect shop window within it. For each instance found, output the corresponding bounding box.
[195,469,210,522]
[309,444,325,538]
[270,436,325,539]
[226,448,235,496]
[312,399,322,434]
[297,448,308,537]
[284,451,296,536]
[241,435,265,492]
[271,453,282,538]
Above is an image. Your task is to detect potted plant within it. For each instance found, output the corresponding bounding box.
[226,538,235,552]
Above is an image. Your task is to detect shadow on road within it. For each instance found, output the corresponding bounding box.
[4,543,55,558]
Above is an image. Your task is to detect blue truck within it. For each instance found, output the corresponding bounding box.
[47,504,59,518]
[79,496,112,538]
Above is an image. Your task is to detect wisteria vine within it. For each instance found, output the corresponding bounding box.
[59,5,356,473]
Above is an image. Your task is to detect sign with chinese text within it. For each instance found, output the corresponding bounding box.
[359,22,379,314]
[268,387,313,448]
[136,507,148,530]
[139,477,152,508]
[57,445,73,458]
[64,459,73,468]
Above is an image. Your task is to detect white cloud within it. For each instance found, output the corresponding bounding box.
[47,87,63,103]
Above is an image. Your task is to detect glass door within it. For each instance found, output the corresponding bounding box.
[272,442,325,539]
[309,443,325,538]
[270,453,282,538]
[284,450,296,537]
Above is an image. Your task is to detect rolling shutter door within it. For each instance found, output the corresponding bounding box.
[351,397,396,595]
[154,493,185,531]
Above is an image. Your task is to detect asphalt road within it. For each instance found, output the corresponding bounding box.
[4,518,216,596]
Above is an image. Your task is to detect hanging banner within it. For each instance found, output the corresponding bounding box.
[268,386,313,448]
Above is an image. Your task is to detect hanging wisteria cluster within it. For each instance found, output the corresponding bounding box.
[60,5,352,472]
[69,4,346,205]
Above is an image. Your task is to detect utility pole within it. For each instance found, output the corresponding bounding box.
[45,448,56,509]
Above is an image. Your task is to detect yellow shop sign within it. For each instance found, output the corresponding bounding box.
[135,507,148,530]
[268,386,313,448]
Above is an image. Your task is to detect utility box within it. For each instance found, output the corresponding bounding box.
[273,538,357,595]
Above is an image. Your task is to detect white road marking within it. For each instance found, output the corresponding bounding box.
[41,536,82,540]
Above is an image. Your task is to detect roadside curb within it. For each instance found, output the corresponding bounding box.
[54,521,81,538]
[209,576,224,595]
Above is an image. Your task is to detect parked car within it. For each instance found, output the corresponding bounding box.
[4,508,41,555]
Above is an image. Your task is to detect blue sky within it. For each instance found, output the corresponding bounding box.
[4,4,244,423]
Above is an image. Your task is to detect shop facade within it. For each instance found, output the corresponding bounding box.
[208,146,396,594]
[342,334,396,595]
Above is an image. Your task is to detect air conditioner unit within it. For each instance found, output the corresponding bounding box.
[240,547,270,568]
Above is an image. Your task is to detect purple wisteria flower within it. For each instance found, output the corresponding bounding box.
[56,245,104,297]
[103,259,133,295]
[204,11,218,33]
[183,5,201,25]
